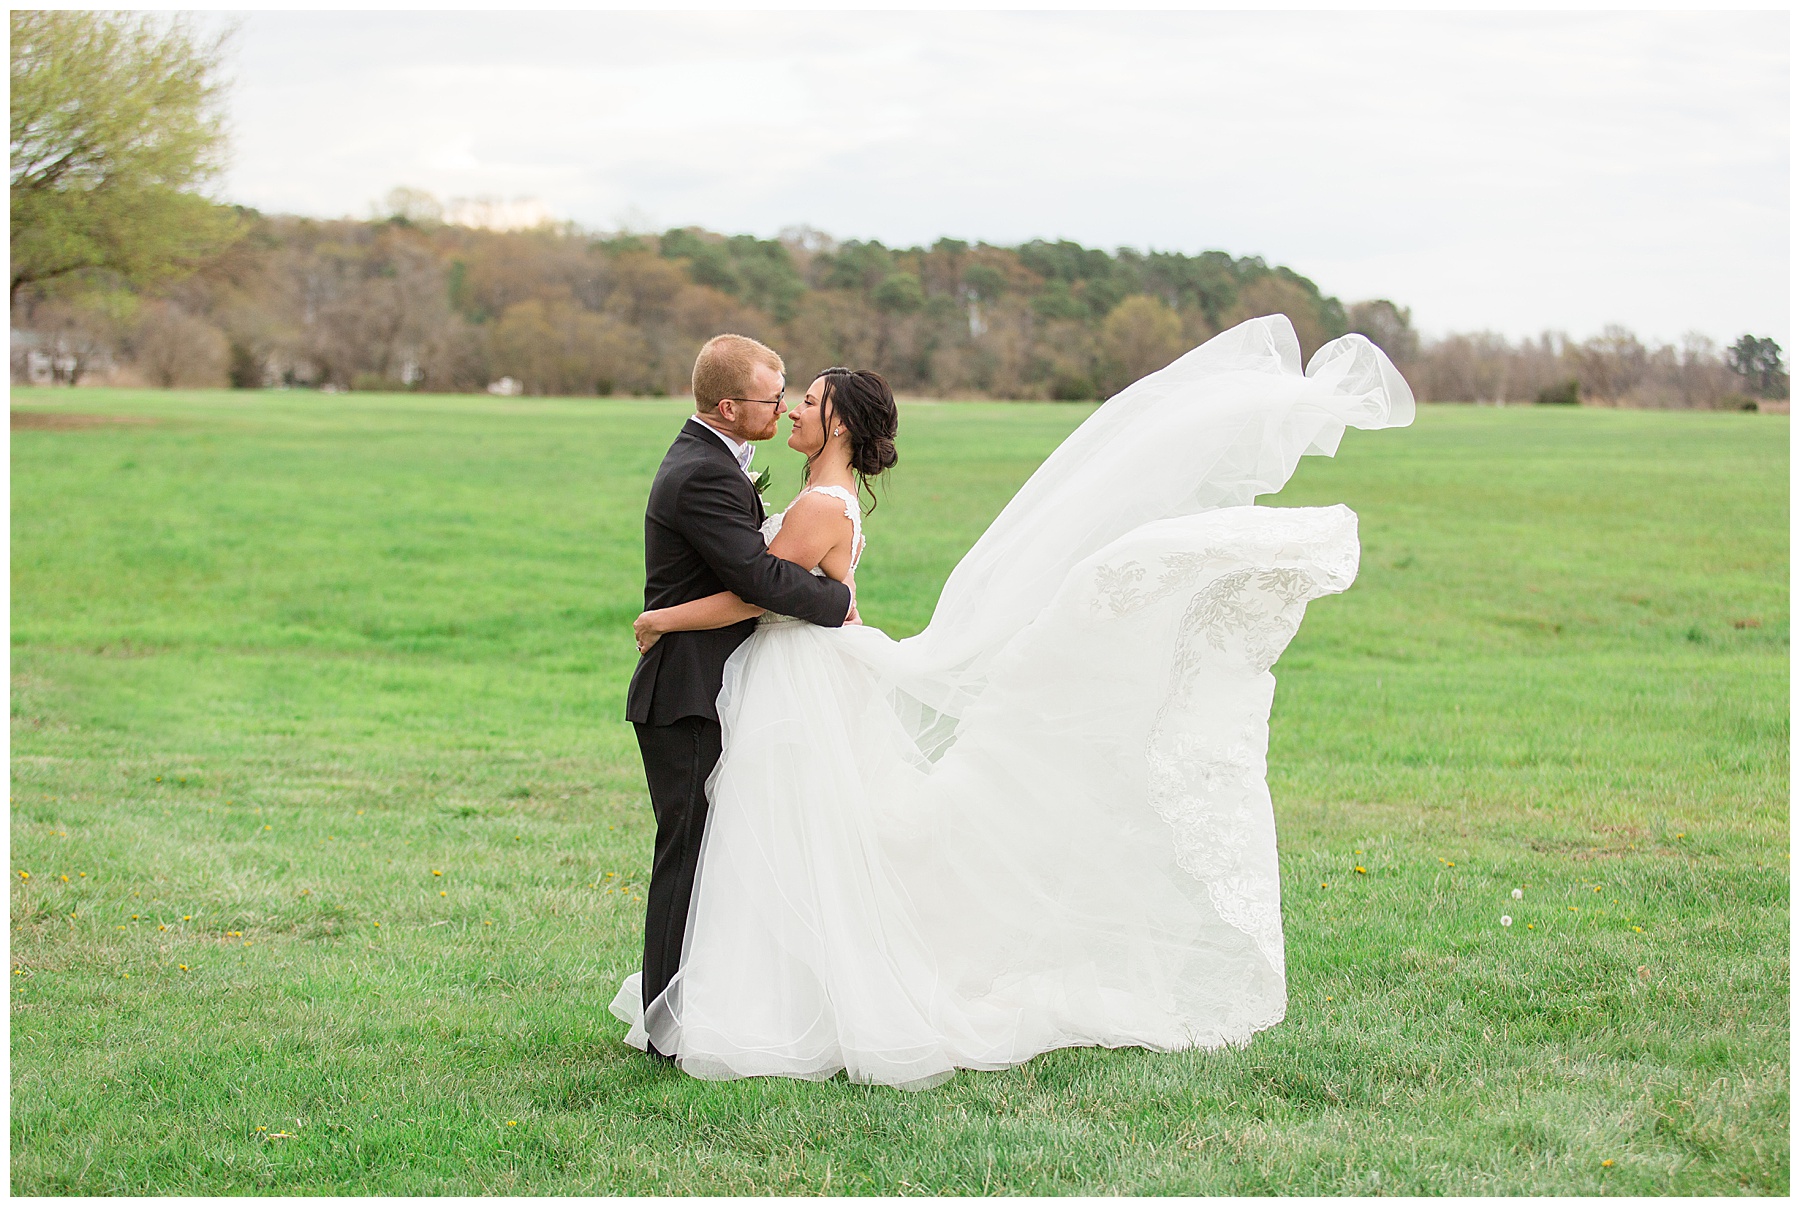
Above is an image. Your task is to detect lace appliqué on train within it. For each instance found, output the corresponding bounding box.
[1143,562,1327,981]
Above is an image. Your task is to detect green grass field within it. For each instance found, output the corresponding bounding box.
[10,388,1788,1195]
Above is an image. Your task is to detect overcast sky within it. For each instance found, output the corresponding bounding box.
[209,9,1788,346]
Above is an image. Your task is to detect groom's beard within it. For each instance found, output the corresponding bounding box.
[703,409,779,444]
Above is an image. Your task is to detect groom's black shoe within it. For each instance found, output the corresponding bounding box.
[646,1043,676,1066]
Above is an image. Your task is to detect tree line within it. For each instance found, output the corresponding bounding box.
[10,12,1787,409]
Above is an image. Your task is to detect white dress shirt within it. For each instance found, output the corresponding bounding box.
[689,414,753,472]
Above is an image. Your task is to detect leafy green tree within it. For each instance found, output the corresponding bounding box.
[11,11,241,301]
[872,272,924,315]
[1031,280,1086,321]
[1725,335,1788,398]
[817,241,895,293]
[960,263,1006,302]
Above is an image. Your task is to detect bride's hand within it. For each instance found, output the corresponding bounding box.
[843,572,861,625]
[634,611,664,654]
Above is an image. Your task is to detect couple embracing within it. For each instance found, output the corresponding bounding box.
[614,323,1414,1090]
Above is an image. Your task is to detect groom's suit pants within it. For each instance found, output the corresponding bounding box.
[634,715,724,1041]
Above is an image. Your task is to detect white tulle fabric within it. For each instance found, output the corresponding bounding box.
[611,316,1414,1089]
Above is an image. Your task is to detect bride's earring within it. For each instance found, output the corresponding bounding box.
[833,427,843,436]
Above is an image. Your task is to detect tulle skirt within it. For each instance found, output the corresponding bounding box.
[612,503,1362,1090]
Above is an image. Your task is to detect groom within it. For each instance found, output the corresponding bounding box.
[626,333,854,1055]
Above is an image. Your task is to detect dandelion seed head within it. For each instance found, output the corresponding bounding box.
[1512,888,1524,899]
[1501,915,1513,927]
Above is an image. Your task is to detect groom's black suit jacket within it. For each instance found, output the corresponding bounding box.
[626,420,852,726]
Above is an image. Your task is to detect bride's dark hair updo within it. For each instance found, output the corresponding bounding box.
[812,367,899,512]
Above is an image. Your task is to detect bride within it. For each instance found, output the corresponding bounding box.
[612,315,1414,1090]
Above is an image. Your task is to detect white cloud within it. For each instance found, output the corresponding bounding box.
[209,10,1787,345]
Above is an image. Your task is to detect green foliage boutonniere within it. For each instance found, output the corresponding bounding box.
[747,465,772,497]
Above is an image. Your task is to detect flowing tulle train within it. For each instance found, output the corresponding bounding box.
[611,316,1414,1088]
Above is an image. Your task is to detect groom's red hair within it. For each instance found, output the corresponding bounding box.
[693,334,784,413]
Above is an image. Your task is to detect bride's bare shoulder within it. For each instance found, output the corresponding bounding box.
[778,488,855,529]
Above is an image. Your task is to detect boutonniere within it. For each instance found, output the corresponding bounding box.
[746,465,772,496]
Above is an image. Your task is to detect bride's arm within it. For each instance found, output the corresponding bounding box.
[635,591,763,652]
[635,494,858,651]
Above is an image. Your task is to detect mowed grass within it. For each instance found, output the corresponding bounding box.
[10,387,1788,1195]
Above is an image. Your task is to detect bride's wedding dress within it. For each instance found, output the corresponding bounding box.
[611,315,1414,1089]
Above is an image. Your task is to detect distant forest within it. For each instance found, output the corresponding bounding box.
[10,193,1787,409]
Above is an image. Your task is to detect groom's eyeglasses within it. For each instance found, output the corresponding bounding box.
[724,392,784,408]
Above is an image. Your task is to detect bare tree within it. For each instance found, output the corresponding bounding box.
[133,300,227,386]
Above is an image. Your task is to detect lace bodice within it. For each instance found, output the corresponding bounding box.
[760,484,865,575]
